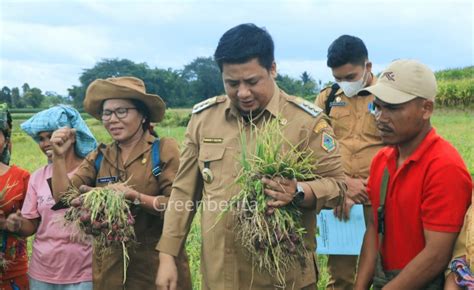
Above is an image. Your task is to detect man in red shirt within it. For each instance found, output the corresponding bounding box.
[354,59,472,290]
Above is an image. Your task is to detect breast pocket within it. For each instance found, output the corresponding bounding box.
[198,145,226,193]
[329,106,351,137]
[364,112,381,138]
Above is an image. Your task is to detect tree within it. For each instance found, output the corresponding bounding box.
[11,87,24,108]
[72,58,151,108]
[22,83,30,95]
[144,68,190,107]
[68,85,86,108]
[23,87,44,108]
[43,91,70,107]
[300,71,318,100]
[182,57,224,104]
[276,74,303,96]
[0,86,11,106]
[300,71,311,85]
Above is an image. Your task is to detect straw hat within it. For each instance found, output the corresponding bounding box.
[83,76,166,122]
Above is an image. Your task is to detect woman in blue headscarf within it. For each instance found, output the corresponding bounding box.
[5,105,97,290]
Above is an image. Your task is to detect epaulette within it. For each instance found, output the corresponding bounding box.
[192,96,225,114]
[319,85,343,96]
[290,97,322,117]
[319,86,331,94]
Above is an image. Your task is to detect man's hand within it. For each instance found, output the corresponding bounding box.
[262,176,297,209]
[334,196,355,221]
[345,176,369,204]
[156,253,178,290]
[50,127,76,158]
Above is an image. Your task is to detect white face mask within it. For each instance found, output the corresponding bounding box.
[336,64,368,98]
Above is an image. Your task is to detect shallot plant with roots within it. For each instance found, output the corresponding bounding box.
[221,117,318,288]
[62,184,136,284]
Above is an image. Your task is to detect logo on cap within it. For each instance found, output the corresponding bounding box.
[382,72,395,81]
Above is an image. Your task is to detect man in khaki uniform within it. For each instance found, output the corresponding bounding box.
[314,35,384,290]
[156,23,346,290]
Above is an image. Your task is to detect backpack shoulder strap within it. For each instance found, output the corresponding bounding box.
[325,83,340,116]
[151,138,161,177]
[377,167,390,248]
[94,151,103,173]
[94,140,161,177]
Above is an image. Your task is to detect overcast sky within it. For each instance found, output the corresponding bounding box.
[0,0,472,96]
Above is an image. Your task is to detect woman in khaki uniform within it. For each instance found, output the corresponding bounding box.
[49,77,191,290]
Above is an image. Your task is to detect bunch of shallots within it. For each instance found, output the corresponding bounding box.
[63,184,136,283]
[221,118,317,288]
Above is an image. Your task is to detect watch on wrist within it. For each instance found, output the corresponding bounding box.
[133,192,142,206]
[292,183,305,207]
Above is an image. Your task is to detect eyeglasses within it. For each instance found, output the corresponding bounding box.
[101,107,137,121]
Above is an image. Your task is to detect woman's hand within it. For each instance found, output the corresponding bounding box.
[107,183,138,201]
[6,210,22,233]
[50,127,76,158]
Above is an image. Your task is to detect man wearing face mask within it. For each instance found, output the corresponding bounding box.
[314,35,384,290]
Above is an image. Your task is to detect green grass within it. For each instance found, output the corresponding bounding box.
[431,109,473,173]
[8,108,473,289]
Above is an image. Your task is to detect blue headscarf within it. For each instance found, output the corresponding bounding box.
[21,105,97,158]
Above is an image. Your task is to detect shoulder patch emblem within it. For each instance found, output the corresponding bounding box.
[192,96,224,114]
[292,97,322,117]
[314,119,329,134]
[321,132,336,153]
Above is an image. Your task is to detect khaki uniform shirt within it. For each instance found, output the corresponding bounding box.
[445,205,469,277]
[315,75,383,180]
[71,132,191,290]
[453,205,469,260]
[158,84,346,290]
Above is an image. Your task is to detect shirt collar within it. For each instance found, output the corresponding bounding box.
[102,130,156,169]
[383,128,439,163]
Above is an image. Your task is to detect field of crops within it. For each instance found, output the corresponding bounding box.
[8,108,474,289]
[435,66,474,107]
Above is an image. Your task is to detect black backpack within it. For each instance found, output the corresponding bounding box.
[324,83,340,116]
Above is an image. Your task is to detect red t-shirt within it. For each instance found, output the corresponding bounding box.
[0,165,30,281]
[368,128,472,270]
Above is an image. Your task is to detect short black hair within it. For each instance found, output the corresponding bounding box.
[327,35,368,68]
[214,23,274,72]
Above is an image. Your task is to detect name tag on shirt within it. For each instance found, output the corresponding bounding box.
[97,176,118,184]
[329,101,346,107]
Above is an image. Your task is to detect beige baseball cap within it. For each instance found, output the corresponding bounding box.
[360,59,437,104]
